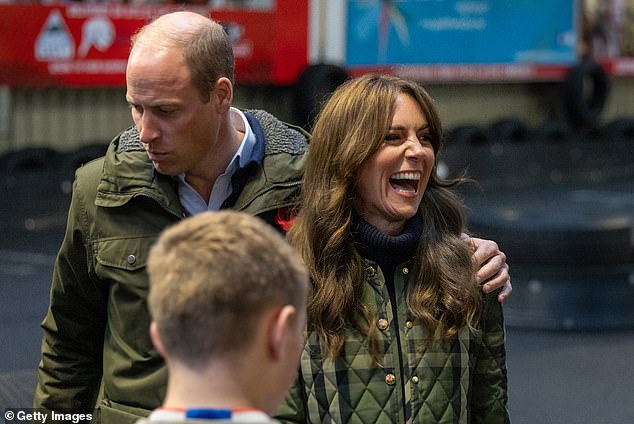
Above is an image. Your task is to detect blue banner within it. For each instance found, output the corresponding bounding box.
[346,0,577,66]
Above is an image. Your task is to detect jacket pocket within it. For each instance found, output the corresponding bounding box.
[91,236,160,384]
[98,398,150,424]
[93,236,156,274]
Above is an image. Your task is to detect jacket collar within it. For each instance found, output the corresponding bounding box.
[95,127,182,216]
[95,110,308,215]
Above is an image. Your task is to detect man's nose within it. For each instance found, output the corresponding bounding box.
[138,113,160,144]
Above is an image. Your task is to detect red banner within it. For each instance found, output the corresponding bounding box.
[0,2,308,87]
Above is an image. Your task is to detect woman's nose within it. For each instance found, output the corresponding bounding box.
[405,137,424,158]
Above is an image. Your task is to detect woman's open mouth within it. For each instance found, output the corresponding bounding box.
[389,171,420,194]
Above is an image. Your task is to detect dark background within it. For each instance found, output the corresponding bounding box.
[1,142,633,423]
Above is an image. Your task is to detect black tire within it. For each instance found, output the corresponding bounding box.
[581,124,607,142]
[65,142,108,172]
[604,118,634,142]
[446,124,489,145]
[503,264,634,330]
[5,147,58,173]
[0,151,9,174]
[533,121,570,143]
[564,61,610,126]
[488,118,530,142]
[465,186,633,266]
[293,64,349,130]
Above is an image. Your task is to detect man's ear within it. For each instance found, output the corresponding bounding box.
[269,305,297,360]
[212,77,233,113]
[150,321,167,358]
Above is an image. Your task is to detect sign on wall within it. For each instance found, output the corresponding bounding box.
[345,0,578,81]
[0,5,156,86]
[0,1,307,87]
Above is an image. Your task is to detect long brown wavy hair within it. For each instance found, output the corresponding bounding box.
[289,74,481,362]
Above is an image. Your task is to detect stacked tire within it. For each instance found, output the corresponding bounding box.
[442,122,634,329]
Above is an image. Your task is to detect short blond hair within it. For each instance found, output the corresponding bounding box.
[148,211,308,367]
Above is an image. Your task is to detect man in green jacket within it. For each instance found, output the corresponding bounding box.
[34,10,511,424]
[34,11,309,423]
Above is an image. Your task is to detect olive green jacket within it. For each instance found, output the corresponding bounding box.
[34,110,308,423]
[276,259,510,424]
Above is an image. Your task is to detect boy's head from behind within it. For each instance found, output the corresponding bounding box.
[147,211,308,413]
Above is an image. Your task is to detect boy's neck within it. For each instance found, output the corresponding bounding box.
[162,361,269,415]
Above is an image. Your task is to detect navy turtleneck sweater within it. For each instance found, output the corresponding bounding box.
[352,212,422,292]
[352,211,422,323]
[352,211,423,403]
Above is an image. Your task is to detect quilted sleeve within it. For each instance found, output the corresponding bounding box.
[470,289,510,423]
[274,372,307,423]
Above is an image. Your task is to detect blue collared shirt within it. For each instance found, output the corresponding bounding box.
[177,108,256,216]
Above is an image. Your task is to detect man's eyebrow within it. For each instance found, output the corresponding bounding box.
[125,99,180,108]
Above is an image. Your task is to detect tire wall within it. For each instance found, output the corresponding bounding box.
[0,77,633,154]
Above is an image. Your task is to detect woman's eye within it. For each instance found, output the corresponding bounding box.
[418,133,432,143]
[384,134,401,143]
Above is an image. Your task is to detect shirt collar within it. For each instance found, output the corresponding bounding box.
[232,107,256,169]
[150,407,272,422]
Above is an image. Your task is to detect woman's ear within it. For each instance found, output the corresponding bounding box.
[212,77,233,113]
[269,305,297,360]
[150,321,167,358]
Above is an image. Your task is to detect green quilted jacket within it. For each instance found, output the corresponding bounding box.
[34,110,309,424]
[276,259,509,424]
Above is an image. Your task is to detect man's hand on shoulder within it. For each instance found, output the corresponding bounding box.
[462,235,512,303]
